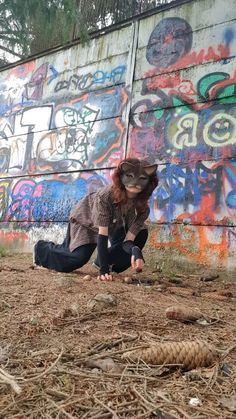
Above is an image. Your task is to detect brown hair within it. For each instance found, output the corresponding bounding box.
[111,158,158,213]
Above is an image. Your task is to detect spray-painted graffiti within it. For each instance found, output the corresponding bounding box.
[0,62,126,115]
[130,72,236,162]
[144,17,234,76]
[54,65,126,93]
[0,172,108,224]
[22,63,49,101]
[129,13,236,269]
[0,86,128,174]
[150,224,235,267]
[146,18,193,69]
[149,160,236,224]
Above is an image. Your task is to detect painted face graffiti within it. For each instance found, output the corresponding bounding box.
[146,17,193,69]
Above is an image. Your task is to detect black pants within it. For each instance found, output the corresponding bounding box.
[34,225,148,274]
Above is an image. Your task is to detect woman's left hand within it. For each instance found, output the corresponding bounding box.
[131,255,144,273]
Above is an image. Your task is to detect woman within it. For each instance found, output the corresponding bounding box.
[34,158,158,280]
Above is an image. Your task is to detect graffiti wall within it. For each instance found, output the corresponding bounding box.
[0,0,235,271]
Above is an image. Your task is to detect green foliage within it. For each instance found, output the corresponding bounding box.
[0,245,7,257]
[0,0,77,61]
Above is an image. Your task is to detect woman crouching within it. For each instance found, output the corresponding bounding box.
[34,158,158,280]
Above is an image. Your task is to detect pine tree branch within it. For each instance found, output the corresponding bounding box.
[0,44,24,58]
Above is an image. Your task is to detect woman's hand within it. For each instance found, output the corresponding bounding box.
[97,273,113,281]
[131,255,144,273]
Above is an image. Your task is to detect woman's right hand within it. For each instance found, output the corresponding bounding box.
[97,273,113,281]
[131,255,144,272]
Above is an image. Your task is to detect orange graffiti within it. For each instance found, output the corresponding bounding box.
[150,224,228,267]
[0,230,28,244]
[145,44,230,78]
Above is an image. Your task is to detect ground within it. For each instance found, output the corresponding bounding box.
[0,253,236,418]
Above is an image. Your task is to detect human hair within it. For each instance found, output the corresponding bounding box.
[111,158,158,213]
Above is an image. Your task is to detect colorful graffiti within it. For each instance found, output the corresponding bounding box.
[0,86,128,174]
[130,17,236,187]
[144,17,233,75]
[149,224,235,267]
[128,14,236,267]
[130,71,236,162]
[54,65,126,93]
[146,18,193,69]
[0,172,108,224]
[149,160,236,224]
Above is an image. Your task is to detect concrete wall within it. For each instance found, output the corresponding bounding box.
[0,0,235,272]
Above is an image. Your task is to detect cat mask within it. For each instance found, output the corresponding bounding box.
[120,161,157,191]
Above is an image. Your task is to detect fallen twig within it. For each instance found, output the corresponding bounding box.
[0,367,21,394]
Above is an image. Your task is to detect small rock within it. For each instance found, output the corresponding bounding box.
[83,274,92,280]
[30,317,39,326]
[200,274,219,282]
[91,368,100,374]
[70,302,79,314]
[220,395,236,412]
[87,358,122,373]
[196,319,209,326]
[87,293,117,311]
[123,276,133,284]
[189,397,202,407]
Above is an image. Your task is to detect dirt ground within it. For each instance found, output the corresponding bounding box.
[0,253,236,419]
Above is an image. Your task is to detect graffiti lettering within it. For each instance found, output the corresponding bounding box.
[171,113,198,149]
[54,66,126,93]
[170,112,236,150]
[0,86,127,174]
[54,105,99,127]
[54,73,94,93]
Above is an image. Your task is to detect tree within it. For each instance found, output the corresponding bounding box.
[0,0,76,63]
[0,0,173,66]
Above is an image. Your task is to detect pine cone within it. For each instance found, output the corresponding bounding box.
[122,341,217,370]
[165,305,201,322]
